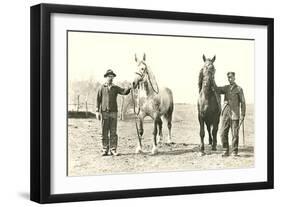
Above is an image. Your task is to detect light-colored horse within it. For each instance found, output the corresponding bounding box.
[132,53,174,155]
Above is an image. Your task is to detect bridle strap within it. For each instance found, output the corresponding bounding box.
[201,66,221,112]
[135,67,159,94]
[135,72,144,78]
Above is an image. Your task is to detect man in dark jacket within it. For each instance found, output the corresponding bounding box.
[96,69,131,156]
[214,72,246,157]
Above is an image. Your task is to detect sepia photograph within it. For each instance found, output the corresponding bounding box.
[67,31,255,177]
[30,3,274,203]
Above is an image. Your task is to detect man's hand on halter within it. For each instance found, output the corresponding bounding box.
[127,83,133,90]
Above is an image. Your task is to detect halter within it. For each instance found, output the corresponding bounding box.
[131,59,159,146]
[200,63,221,112]
[135,71,145,79]
[132,61,147,116]
[203,62,215,75]
[135,60,147,79]
[201,61,215,84]
[134,62,159,94]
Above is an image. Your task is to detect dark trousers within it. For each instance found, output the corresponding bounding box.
[101,112,118,152]
[220,109,239,153]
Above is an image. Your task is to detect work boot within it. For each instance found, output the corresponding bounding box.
[109,149,119,156]
[232,151,239,157]
[101,149,108,156]
[222,151,230,157]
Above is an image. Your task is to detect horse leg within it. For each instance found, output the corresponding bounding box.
[135,114,144,154]
[206,124,212,145]
[199,116,205,156]
[164,108,173,144]
[166,118,172,144]
[157,118,163,144]
[212,121,219,151]
[151,116,159,155]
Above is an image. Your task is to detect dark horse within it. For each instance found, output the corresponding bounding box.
[132,53,174,155]
[197,55,221,156]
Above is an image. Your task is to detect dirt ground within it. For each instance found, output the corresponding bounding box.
[67,104,254,176]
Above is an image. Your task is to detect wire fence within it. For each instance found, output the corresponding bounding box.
[68,102,96,112]
[68,94,135,120]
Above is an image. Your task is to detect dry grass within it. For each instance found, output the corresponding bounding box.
[68,104,254,176]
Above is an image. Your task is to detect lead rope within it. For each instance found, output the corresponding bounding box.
[131,87,142,146]
[221,107,234,154]
[131,69,159,147]
[131,86,140,115]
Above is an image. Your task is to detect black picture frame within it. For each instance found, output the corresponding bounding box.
[30,3,274,204]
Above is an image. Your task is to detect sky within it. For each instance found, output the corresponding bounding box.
[68,31,254,104]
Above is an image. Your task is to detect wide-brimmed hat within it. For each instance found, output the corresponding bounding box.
[104,69,116,77]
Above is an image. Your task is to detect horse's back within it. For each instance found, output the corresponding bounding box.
[141,87,173,117]
[160,87,173,100]
[158,87,173,114]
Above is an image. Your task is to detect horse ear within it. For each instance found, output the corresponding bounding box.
[212,55,216,62]
[135,53,138,62]
[203,54,206,62]
[143,53,146,61]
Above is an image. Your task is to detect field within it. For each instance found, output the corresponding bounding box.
[68,104,254,176]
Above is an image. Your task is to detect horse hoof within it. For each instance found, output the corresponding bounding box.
[166,137,172,144]
[151,147,158,155]
[200,152,206,156]
[157,137,163,144]
[135,146,143,154]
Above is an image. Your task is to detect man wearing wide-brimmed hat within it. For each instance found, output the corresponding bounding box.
[96,69,131,156]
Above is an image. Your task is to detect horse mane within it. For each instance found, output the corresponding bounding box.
[145,66,159,94]
[198,63,216,93]
[198,68,204,93]
[198,66,221,112]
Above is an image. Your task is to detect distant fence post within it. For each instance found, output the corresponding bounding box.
[85,100,88,117]
[76,95,80,112]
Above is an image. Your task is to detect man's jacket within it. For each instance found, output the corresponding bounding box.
[216,83,246,120]
[96,83,131,112]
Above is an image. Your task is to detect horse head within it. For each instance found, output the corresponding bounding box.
[132,53,148,89]
[200,54,216,93]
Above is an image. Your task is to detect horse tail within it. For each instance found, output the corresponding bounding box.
[164,88,174,119]
[167,88,174,111]
[166,102,174,119]
[198,68,204,93]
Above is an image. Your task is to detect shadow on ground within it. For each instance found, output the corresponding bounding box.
[119,143,254,157]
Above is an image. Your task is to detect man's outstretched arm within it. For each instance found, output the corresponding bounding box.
[117,85,131,95]
[211,79,227,94]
